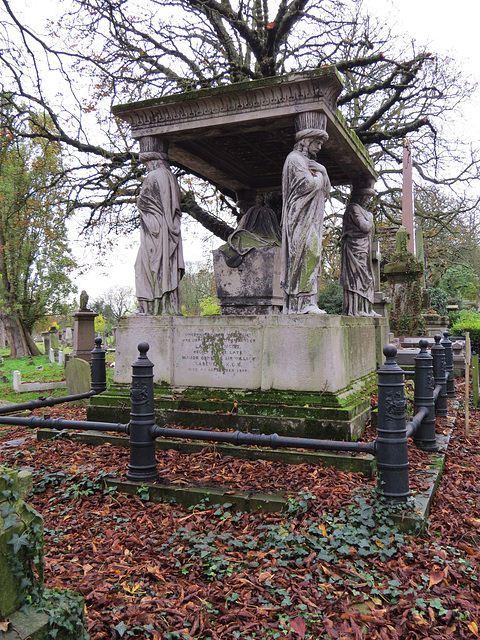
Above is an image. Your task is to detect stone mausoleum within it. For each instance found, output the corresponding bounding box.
[89,68,388,439]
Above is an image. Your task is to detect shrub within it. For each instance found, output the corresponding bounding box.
[318,281,343,315]
[450,309,480,350]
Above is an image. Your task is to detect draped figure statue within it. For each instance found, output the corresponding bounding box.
[340,186,380,317]
[281,128,331,314]
[135,151,185,315]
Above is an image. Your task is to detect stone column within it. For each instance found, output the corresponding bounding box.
[71,310,97,362]
[371,240,390,317]
[402,139,415,255]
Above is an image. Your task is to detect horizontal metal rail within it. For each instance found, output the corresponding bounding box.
[150,424,376,454]
[433,384,442,403]
[0,415,128,434]
[0,390,97,416]
[406,406,429,439]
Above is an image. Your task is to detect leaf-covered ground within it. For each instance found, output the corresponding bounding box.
[1,381,480,640]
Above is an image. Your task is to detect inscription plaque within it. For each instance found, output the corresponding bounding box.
[175,329,261,387]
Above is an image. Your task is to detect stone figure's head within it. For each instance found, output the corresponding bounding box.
[139,151,168,171]
[294,128,329,158]
[351,185,376,206]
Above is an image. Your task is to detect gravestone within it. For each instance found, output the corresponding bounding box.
[0,466,87,638]
[65,357,91,397]
[41,331,51,355]
[65,326,73,344]
[0,319,5,349]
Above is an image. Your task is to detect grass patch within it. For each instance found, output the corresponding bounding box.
[0,346,114,404]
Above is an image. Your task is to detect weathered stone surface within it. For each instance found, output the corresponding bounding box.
[135,141,185,315]
[71,310,97,362]
[112,69,377,193]
[213,246,283,315]
[65,357,91,396]
[0,468,43,618]
[113,314,389,393]
[340,186,378,316]
[1,608,49,640]
[281,125,330,315]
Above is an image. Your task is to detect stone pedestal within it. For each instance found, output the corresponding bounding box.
[71,310,97,362]
[421,314,449,337]
[213,246,283,315]
[113,314,388,392]
[384,227,424,336]
[92,314,389,440]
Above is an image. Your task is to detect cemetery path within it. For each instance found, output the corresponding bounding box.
[1,390,480,639]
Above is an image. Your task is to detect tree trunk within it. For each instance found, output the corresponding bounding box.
[0,311,41,358]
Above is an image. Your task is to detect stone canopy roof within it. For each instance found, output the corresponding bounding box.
[112,68,377,199]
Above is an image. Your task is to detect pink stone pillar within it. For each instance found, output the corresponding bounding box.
[402,139,415,255]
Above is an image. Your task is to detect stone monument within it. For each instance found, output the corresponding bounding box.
[71,291,97,363]
[340,184,379,317]
[384,226,424,336]
[100,69,387,439]
[135,137,185,315]
[281,119,330,315]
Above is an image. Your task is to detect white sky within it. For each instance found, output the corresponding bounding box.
[11,0,480,300]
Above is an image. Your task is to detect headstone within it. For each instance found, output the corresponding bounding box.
[50,331,60,351]
[0,466,88,636]
[41,331,51,355]
[57,350,64,366]
[65,326,73,346]
[49,347,55,364]
[65,357,91,396]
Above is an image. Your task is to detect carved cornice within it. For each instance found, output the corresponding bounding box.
[113,69,343,139]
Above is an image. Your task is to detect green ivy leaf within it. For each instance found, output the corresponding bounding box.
[1,514,21,531]
[8,533,31,553]
[114,621,128,637]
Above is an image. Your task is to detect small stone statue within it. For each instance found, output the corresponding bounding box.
[281,128,331,314]
[79,290,89,311]
[340,186,380,317]
[222,194,282,267]
[135,150,185,315]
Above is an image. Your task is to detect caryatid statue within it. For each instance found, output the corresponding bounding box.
[340,185,380,317]
[135,148,185,315]
[281,128,331,314]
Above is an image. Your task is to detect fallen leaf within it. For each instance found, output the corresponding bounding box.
[468,621,479,636]
[428,570,444,589]
[290,616,306,638]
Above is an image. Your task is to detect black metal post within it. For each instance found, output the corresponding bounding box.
[376,344,410,502]
[412,339,438,451]
[126,342,159,483]
[431,334,447,416]
[441,331,455,398]
[90,337,107,394]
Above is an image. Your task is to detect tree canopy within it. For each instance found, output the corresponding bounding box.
[0,98,77,357]
[0,0,478,242]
